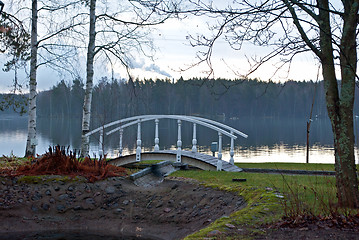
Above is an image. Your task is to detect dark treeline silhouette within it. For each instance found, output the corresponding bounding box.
[6,77,358,122]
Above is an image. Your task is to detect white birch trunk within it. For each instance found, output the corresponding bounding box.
[25,0,38,157]
[80,0,96,157]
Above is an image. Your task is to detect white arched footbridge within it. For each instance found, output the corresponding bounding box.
[84,115,248,172]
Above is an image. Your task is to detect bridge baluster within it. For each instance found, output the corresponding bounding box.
[136,120,141,162]
[217,132,223,171]
[99,129,104,158]
[154,119,160,151]
[230,131,234,165]
[218,132,222,160]
[176,120,182,162]
[119,128,123,157]
[192,123,197,153]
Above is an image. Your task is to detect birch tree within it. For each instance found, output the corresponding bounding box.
[3,0,86,157]
[24,0,38,157]
[79,0,174,156]
[165,0,359,208]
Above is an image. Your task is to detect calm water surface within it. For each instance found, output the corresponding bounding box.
[1,115,357,164]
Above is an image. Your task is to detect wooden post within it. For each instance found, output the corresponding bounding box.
[218,132,222,160]
[136,120,141,162]
[119,128,123,157]
[192,123,197,153]
[176,120,182,162]
[230,131,235,165]
[154,119,160,151]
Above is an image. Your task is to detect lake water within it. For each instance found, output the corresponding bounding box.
[1,115,357,164]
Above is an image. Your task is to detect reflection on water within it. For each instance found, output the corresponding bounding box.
[0,116,353,164]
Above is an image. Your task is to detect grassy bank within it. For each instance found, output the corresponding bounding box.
[236,162,336,171]
[170,166,353,239]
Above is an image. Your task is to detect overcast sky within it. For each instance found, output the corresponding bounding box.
[0,2,321,93]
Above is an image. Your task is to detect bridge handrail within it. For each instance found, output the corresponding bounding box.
[86,114,247,139]
[188,116,248,138]
[105,115,238,139]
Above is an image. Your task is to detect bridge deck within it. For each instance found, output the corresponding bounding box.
[109,150,242,172]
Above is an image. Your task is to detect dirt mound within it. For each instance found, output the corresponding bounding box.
[5,146,127,182]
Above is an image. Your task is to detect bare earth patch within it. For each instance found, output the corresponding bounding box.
[0,176,244,240]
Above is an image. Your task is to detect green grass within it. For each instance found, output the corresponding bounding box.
[170,169,347,239]
[171,170,336,205]
[235,162,336,171]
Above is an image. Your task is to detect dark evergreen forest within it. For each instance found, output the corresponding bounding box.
[3,77,359,122]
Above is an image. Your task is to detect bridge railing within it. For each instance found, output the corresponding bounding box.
[85,115,248,170]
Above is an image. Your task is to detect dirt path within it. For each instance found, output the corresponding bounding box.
[0,176,245,240]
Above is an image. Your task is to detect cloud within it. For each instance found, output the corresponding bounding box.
[144,64,172,78]
[129,58,172,78]
[129,58,146,69]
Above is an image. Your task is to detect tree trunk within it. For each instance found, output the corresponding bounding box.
[319,0,359,208]
[25,0,38,157]
[80,0,96,157]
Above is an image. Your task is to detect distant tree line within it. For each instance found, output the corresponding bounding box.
[3,77,358,121]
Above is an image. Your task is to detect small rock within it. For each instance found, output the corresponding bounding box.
[164,208,171,213]
[122,200,129,205]
[225,223,236,229]
[68,186,74,192]
[265,187,274,191]
[54,186,60,192]
[85,198,95,205]
[31,205,39,212]
[56,204,66,212]
[207,230,221,236]
[75,191,83,196]
[45,190,52,196]
[59,194,69,201]
[49,198,55,204]
[105,186,116,194]
[18,198,23,203]
[84,185,91,193]
[115,208,123,213]
[31,192,42,201]
[94,192,101,197]
[275,194,284,198]
[41,203,50,211]
[73,205,82,211]
[204,219,212,224]
[58,181,65,185]
[111,202,119,208]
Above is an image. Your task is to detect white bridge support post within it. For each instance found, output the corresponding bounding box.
[192,123,197,153]
[217,132,223,171]
[98,129,104,158]
[119,128,123,157]
[154,119,160,151]
[136,120,141,162]
[176,120,182,162]
[230,131,235,165]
